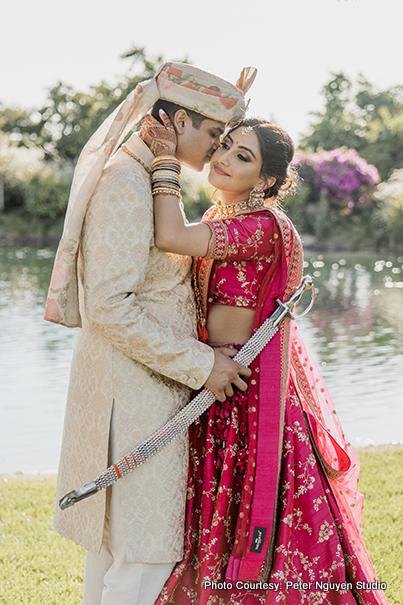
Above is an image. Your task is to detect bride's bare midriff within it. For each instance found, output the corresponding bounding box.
[207,304,255,345]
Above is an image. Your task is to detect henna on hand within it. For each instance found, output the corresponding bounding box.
[139,111,177,156]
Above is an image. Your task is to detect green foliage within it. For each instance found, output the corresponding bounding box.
[313,193,331,239]
[0,45,184,164]
[301,73,403,181]
[0,135,71,221]
[25,164,72,219]
[285,147,385,248]
[2,176,27,212]
[1,55,402,247]
[0,45,195,229]
[0,106,35,143]
[375,168,403,248]
[181,168,212,222]
[282,181,309,233]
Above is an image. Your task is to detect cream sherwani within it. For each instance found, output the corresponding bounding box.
[53,134,214,564]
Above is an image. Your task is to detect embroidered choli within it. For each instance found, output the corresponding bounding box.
[203,210,280,309]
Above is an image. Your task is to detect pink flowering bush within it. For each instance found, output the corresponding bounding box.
[293,148,379,213]
[285,148,382,245]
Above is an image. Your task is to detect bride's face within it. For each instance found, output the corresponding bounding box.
[208,127,266,201]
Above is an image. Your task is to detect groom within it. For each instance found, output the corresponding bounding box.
[46,62,255,604]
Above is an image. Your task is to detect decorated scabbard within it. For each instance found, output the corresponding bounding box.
[59,275,314,510]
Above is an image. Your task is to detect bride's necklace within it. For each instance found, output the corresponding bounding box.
[214,197,265,220]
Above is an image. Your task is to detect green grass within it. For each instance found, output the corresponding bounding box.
[0,448,402,604]
[357,447,403,604]
[0,477,85,604]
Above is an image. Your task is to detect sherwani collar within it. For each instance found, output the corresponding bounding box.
[124,133,154,172]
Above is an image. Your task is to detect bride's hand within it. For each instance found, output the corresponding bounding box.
[139,110,177,157]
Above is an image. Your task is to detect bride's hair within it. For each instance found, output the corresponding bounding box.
[231,117,297,203]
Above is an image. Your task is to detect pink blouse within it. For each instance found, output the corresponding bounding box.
[203,211,279,309]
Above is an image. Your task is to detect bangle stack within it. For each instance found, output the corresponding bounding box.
[151,156,182,200]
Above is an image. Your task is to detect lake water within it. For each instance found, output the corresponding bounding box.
[1,245,402,474]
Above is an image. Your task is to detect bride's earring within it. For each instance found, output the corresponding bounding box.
[248,186,265,207]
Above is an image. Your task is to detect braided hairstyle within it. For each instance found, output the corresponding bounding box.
[230,117,297,203]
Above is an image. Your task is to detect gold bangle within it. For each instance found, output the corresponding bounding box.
[152,155,180,164]
[152,188,182,199]
[152,170,180,177]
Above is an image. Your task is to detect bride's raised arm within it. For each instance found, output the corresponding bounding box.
[140,111,212,257]
[153,185,212,257]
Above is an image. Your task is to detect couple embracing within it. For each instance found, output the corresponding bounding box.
[45,63,389,605]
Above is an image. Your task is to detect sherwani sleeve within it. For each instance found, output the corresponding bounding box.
[80,164,214,390]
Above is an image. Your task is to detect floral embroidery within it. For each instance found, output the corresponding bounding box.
[204,213,277,309]
[318,520,334,543]
[205,220,229,259]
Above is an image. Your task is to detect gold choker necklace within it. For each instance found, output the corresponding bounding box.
[214,197,265,220]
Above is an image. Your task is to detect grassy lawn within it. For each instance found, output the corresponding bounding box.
[357,447,403,604]
[0,447,402,604]
[0,476,85,604]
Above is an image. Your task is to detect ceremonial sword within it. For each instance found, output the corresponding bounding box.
[59,275,314,510]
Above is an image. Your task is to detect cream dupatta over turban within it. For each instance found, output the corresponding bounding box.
[44,62,257,328]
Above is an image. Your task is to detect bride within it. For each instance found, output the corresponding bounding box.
[140,112,389,605]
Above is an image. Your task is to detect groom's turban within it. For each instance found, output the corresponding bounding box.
[150,62,257,125]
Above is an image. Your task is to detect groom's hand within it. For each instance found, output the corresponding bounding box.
[139,110,177,157]
[204,348,251,402]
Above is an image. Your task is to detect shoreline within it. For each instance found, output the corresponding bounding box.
[1,443,402,481]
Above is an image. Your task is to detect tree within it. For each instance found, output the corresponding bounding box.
[0,46,206,223]
[301,73,403,181]
[0,46,186,163]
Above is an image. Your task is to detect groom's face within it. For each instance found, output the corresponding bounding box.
[176,115,225,172]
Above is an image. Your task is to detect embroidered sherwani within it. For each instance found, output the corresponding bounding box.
[53,134,215,563]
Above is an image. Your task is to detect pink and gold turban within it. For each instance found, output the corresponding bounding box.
[45,62,257,327]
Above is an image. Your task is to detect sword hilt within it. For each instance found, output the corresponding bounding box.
[285,275,314,310]
[269,275,315,326]
[59,481,98,510]
[291,275,315,319]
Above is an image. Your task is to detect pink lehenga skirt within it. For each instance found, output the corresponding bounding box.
[156,377,386,605]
